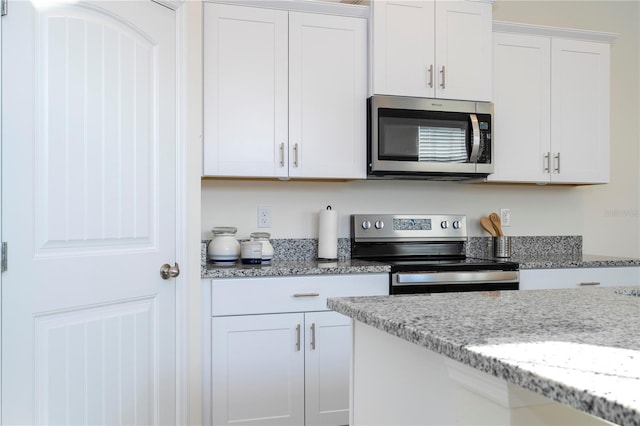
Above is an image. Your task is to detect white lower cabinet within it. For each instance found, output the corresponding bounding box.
[212,313,305,426]
[304,311,351,426]
[212,311,350,426]
[206,274,388,426]
[520,267,640,290]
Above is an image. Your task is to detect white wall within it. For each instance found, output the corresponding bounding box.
[202,179,583,238]
[201,0,640,258]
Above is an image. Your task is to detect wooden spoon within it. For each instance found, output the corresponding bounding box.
[480,216,497,237]
[489,212,504,237]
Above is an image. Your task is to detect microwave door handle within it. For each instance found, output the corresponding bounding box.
[469,114,480,163]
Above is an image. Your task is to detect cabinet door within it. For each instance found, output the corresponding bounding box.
[212,314,305,425]
[371,0,435,97]
[288,12,367,179]
[304,311,351,426]
[203,4,288,177]
[550,39,610,183]
[488,33,551,183]
[434,1,492,101]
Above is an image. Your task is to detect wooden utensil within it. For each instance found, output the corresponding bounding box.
[489,212,504,236]
[480,216,497,237]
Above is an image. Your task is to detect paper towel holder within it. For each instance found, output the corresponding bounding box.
[317,205,338,262]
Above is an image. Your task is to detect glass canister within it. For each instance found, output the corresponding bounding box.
[250,232,274,263]
[208,227,240,265]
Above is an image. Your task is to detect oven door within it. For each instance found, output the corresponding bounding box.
[391,270,519,294]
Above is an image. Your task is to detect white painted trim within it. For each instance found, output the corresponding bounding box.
[184,1,203,425]
[203,0,369,18]
[153,0,185,11]
[171,1,189,425]
[0,12,3,424]
[493,20,618,43]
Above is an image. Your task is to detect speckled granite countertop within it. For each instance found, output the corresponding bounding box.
[514,254,640,270]
[202,259,390,279]
[328,287,640,425]
[201,238,640,278]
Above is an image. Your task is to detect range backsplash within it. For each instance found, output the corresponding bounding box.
[201,236,582,266]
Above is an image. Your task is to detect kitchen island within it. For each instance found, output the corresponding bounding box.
[328,287,640,426]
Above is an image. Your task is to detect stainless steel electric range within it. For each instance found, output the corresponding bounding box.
[351,214,519,294]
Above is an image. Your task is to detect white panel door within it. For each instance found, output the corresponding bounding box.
[212,314,305,426]
[489,32,551,183]
[203,3,288,177]
[551,38,610,183]
[371,0,434,97]
[1,1,178,424]
[304,311,351,426]
[288,12,366,179]
[434,0,492,101]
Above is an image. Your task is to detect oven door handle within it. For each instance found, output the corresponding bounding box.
[393,271,519,286]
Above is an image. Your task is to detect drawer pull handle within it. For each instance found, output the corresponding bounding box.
[293,292,320,298]
[579,282,601,286]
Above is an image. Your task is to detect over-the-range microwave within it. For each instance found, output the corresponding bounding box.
[367,95,494,181]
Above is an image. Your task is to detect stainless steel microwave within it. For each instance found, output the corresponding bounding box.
[367,95,494,180]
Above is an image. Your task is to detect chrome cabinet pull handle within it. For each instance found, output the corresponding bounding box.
[579,282,600,286]
[279,143,285,167]
[440,65,446,89]
[293,292,320,298]
[310,323,316,350]
[293,143,299,167]
[543,152,550,173]
[554,152,561,173]
[427,64,433,88]
[295,324,301,351]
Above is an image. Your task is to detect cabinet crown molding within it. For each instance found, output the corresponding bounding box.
[493,20,618,43]
[204,0,369,18]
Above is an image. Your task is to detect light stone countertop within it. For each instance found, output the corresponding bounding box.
[327,287,640,425]
[201,239,640,278]
[512,253,640,270]
[201,259,390,279]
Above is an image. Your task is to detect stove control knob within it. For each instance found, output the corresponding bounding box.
[441,220,449,229]
[375,220,384,230]
[361,220,372,230]
[452,220,461,229]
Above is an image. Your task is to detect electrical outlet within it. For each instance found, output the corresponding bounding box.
[257,206,272,228]
[500,208,511,227]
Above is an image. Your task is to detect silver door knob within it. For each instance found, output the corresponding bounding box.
[160,263,180,280]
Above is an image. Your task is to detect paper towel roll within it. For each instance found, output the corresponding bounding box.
[318,206,338,260]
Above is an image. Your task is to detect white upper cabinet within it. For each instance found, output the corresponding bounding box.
[288,12,367,179]
[203,4,288,178]
[203,3,367,179]
[550,38,610,183]
[372,1,434,98]
[371,0,493,101]
[489,23,614,184]
[490,32,551,182]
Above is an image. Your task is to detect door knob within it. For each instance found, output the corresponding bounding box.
[160,263,180,280]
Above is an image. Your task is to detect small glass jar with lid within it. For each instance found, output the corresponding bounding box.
[208,227,240,265]
[250,232,274,263]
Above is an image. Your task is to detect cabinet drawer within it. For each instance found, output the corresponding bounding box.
[211,273,389,316]
[520,267,640,290]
